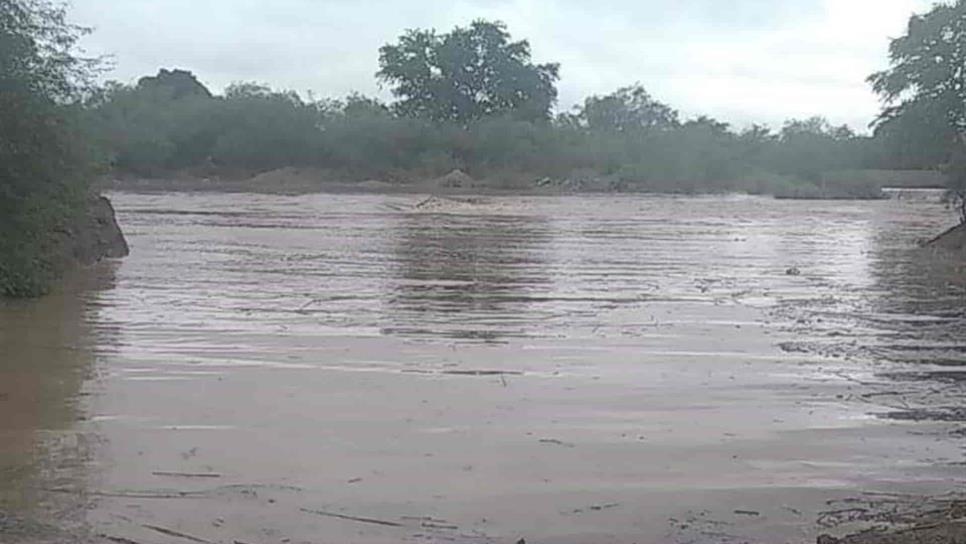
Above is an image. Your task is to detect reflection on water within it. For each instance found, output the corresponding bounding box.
[386,213,551,341]
[772,202,966,422]
[0,265,116,531]
[778,202,966,363]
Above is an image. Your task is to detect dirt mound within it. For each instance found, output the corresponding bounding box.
[432,169,475,188]
[926,223,966,251]
[52,195,129,266]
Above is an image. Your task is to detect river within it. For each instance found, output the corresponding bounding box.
[1,192,964,543]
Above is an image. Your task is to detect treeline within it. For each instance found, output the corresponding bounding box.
[1,0,100,296]
[84,19,913,197]
[89,69,893,196]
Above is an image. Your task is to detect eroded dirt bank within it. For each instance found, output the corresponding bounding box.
[53,194,129,267]
[928,222,966,252]
[1,193,964,544]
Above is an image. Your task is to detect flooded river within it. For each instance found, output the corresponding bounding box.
[1,192,964,543]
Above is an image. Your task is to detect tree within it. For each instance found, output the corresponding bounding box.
[765,117,864,182]
[211,82,320,170]
[683,115,730,136]
[136,68,212,100]
[377,20,560,123]
[869,1,966,221]
[90,69,217,174]
[1,0,102,296]
[578,84,678,132]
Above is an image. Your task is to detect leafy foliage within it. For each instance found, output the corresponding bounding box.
[0,0,102,296]
[137,68,213,99]
[91,72,885,195]
[578,84,679,132]
[71,16,895,198]
[869,0,966,219]
[377,20,559,123]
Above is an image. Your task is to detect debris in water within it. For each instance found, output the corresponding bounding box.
[300,507,404,527]
[539,438,575,448]
[152,471,222,478]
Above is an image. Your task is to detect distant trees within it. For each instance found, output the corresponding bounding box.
[0,0,102,296]
[578,84,678,132]
[377,20,560,123]
[90,71,217,173]
[869,0,966,220]
[89,67,883,194]
[91,75,321,174]
[136,68,213,100]
[212,83,319,170]
[76,18,894,198]
[773,117,862,181]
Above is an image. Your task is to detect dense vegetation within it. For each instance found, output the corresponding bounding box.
[86,20,901,197]
[0,0,101,296]
[869,1,966,223]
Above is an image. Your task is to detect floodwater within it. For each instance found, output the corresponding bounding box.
[1,192,964,544]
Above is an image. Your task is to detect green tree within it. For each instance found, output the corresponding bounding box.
[1,0,102,296]
[211,82,320,171]
[869,1,966,220]
[90,71,217,174]
[377,20,559,123]
[578,84,678,132]
[773,117,856,181]
[136,68,212,100]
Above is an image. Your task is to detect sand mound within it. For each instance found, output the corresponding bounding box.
[432,169,475,188]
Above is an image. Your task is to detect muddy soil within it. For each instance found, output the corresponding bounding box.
[1,193,964,544]
[928,222,966,251]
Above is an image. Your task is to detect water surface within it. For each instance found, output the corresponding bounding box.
[1,192,963,543]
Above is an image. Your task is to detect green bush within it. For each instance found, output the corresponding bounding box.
[1,0,102,297]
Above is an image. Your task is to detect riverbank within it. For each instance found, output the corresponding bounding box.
[927,222,966,251]
[52,195,130,267]
[98,167,946,199]
[816,490,966,544]
[0,194,129,298]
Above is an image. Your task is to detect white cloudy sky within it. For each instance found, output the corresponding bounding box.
[70,0,935,131]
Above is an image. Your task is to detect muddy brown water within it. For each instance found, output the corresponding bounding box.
[1,192,964,544]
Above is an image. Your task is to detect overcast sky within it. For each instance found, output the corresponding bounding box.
[70,0,934,132]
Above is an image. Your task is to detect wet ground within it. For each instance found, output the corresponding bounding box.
[1,192,964,544]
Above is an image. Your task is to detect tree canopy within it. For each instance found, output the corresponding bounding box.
[377,20,560,123]
[1,0,102,295]
[136,68,213,100]
[578,84,679,132]
[869,0,966,219]
[869,2,966,136]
